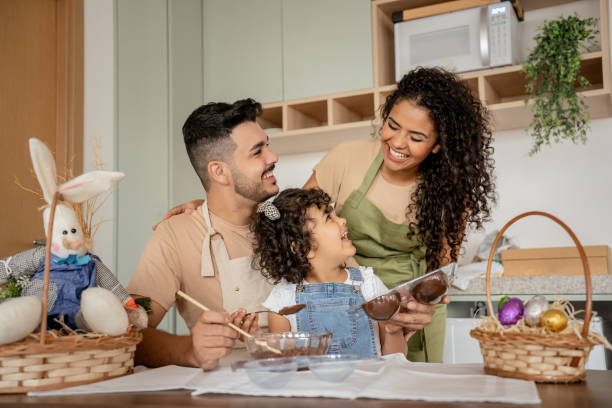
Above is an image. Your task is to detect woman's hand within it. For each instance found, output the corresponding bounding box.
[390,295,450,341]
[152,199,204,230]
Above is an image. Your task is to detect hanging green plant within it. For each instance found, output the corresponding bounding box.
[522,13,598,155]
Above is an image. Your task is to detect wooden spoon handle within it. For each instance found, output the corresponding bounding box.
[176,290,282,355]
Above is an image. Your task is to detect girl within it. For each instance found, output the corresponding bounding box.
[251,188,406,357]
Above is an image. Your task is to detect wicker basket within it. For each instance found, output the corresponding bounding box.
[0,191,142,393]
[470,211,601,383]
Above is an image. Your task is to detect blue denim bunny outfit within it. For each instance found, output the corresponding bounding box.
[295,267,377,357]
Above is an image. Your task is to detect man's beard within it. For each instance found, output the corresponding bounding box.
[230,164,277,203]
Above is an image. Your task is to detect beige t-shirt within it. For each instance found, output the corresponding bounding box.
[314,139,417,225]
[127,205,257,329]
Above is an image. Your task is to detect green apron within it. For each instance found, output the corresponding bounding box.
[339,151,446,362]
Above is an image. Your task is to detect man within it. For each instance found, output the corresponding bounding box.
[129,99,445,370]
[128,99,278,370]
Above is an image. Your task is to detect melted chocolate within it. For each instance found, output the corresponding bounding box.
[362,291,401,320]
[278,304,306,315]
[412,278,447,304]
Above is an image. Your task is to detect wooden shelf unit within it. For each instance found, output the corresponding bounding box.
[260,0,612,155]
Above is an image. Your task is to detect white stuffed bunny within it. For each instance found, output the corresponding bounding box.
[0,138,147,345]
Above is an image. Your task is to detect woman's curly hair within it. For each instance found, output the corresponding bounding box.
[251,188,331,284]
[380,67,496,270]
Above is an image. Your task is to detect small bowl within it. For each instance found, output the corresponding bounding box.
[241,358,298,388]
[307,354,364,382]
[245,331,333,359]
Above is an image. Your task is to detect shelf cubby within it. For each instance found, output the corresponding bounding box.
[257,103,283,133]
[331,91,375,126]
[483,52,605,105]
[286,100,328,131]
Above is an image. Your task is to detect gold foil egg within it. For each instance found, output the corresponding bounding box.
[540,309,568,332]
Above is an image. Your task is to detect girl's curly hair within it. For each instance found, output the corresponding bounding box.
[251,188,331,284]
[380,67,496,270]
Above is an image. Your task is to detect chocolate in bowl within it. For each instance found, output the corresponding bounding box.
[411,277,448,304]
[362,291,401,320]
[246,332,332,360]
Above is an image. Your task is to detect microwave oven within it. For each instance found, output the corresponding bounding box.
[394,1,519,80]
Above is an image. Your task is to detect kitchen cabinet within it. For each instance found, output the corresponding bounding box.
[203,0,372,104]
[262,0,612,155]
[203,0,283,104]
[282,0,372,100]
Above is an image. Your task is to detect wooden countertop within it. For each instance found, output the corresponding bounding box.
[1,370,610,408]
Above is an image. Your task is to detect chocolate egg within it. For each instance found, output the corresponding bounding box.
[498,297,523,326]
[540,309,568,332]
[524,295,549,327]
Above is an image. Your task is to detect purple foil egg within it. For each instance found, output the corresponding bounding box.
[498,297,524,326]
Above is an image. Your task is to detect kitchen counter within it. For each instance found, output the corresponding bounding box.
[449,274,612,300]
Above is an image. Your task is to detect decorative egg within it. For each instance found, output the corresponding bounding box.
[524,295,549,327]
[81,287,129,336]
[498,296,510,310]
[0,296,42,345]
[540,309,568,332]
[498,297,524,326]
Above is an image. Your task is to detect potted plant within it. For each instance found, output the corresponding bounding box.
[522,13,598,155]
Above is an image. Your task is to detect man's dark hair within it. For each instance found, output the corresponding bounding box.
[183,98,262,190]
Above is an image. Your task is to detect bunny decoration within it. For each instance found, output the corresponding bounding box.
[0,138,147,346]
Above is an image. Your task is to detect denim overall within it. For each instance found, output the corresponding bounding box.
[295,267,377,357]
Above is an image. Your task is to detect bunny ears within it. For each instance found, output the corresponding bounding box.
[29,138,125,204]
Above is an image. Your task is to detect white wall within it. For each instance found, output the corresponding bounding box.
[83,0,116,271]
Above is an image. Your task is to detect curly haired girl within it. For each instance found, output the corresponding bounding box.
[304,67,496,362]
[252,188,406,357]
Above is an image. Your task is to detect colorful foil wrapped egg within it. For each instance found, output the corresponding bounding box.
[524,295,549,327]
[540,309,568,332]
[498,297,524,326]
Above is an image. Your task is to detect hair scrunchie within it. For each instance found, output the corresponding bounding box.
[257,200,280,221]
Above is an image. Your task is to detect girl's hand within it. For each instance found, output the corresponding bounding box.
[230,308,261,341]
[153,199,204,230]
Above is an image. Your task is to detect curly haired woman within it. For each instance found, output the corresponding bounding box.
[252,188,406,357]
[303,67,496,362]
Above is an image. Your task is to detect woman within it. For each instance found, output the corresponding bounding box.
[302,67,495,362]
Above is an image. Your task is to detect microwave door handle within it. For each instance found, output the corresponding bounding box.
[480,7,490,67]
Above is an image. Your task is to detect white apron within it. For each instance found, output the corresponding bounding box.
[199,202,271,330]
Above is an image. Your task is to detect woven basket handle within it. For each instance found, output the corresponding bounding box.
[485,211,592,338]
[39,191,61,345]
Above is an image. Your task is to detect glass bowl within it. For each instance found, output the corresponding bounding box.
[307,354,364,382]
[240,358,298,388]
[245,331,333,359]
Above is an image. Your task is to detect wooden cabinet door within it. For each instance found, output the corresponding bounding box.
[0,0,83,259]
[203,0,283,104]
[282,0,373,100]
